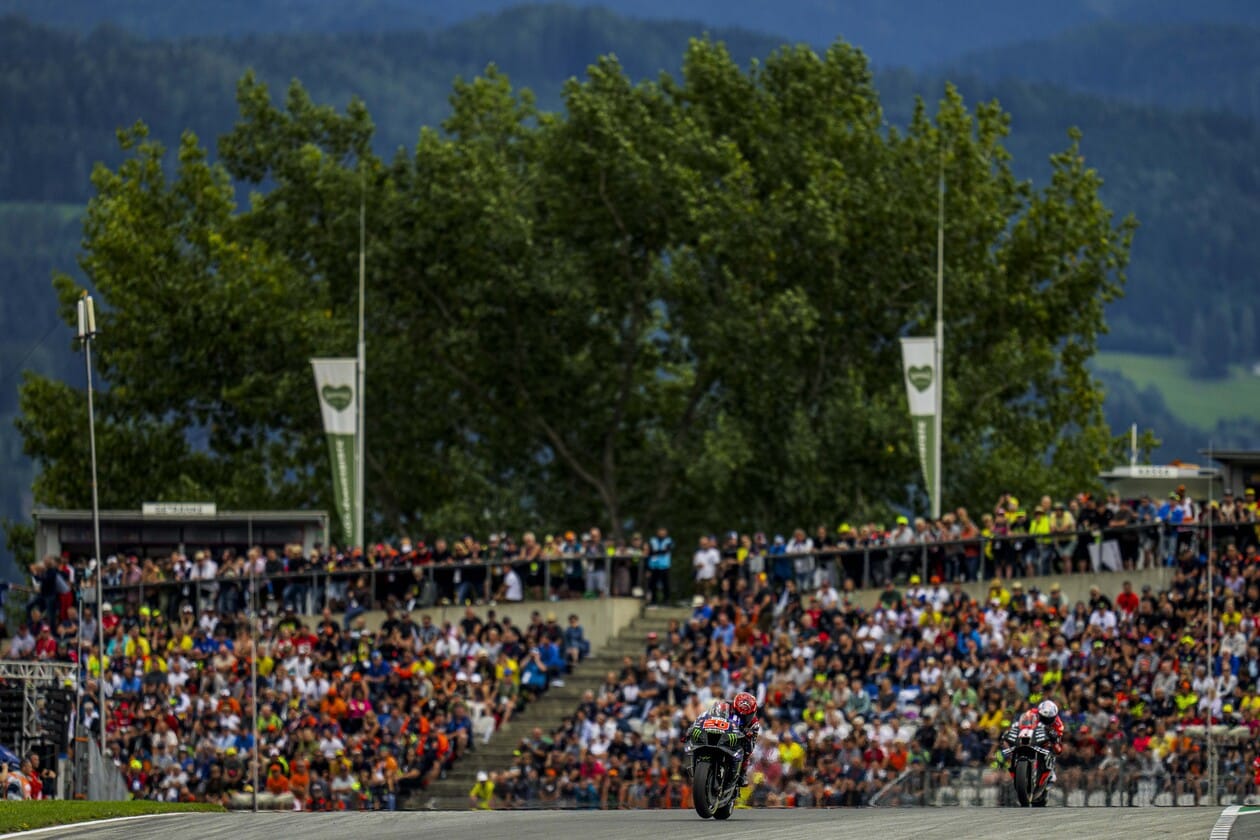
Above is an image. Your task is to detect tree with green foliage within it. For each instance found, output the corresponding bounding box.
[15,37,1134,546]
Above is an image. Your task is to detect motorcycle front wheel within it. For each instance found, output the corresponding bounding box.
[1014,759,1033,807]
[693,761,716,818]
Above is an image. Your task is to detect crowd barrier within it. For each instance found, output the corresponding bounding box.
[37,519,1249,619]
[871,763,1258,808]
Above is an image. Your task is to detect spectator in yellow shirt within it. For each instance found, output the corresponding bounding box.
[469,771,494,810]
[123,625,150,659]
[777,731,805,774]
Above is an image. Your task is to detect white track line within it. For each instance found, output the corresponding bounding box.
[1210,805,1241,840]
[0,811,190,839]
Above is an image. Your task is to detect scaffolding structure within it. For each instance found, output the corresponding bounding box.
[0,660,77,795]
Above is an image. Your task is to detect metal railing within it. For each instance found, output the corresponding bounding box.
[871,762,1258,808]
[35,519,1243,618]
[79,551,645,617]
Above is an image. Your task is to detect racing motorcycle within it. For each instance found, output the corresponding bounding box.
[1008,717,1054,807]
[683,701,745,820]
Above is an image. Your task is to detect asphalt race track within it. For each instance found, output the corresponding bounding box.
[39,807,1239,840]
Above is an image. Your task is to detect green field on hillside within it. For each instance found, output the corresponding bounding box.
[1094,351,1260,429]
[0,201,82,223]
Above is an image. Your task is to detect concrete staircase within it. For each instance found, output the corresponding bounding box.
[409,606,690,809]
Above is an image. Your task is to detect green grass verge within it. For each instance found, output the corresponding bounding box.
[1094,351,1260,429]
[0,800,223,833]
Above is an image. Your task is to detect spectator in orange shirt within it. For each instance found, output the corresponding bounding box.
[265,763,290,796]
[289,758,311,807]
[320,685,348,720]
[887,741,909,772]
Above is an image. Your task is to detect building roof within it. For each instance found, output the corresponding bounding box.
[1200,449,1260,465]
[32,508,327,523]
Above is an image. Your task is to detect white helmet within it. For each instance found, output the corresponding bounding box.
[1037,700,1059,721]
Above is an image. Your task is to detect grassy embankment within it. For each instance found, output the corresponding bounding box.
[0,800,222,833]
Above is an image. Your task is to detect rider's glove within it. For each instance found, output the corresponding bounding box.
[747,722,761,741]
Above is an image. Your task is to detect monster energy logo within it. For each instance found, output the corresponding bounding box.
[728,732,738,745]
[691,729,702,743]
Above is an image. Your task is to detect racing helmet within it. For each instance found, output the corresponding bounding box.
[1037,699,1059,722]
[732,692,757,717]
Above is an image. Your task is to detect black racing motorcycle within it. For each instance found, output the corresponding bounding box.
[683,702,746,820]
[1008,719,1053,807]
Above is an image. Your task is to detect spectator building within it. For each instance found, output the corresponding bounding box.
[33,506,327,562]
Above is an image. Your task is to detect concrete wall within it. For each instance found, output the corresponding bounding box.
[846,566,1173,609]
[339,568,1171,644]
[343,597,643,650]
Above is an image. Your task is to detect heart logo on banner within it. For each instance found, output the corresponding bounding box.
[907,366,933,392]
[321,385,353,412]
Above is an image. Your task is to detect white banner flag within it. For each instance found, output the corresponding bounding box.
[899,337,939,502]
[312,358,357,436]
[311,358,359,548]
[899,337,937,417]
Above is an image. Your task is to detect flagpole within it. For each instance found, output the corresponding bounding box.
[77,295,108,748]
[932,145,944,521]
[249,519,258,814]
[1206,439,1215,804]
[355,170,366,553]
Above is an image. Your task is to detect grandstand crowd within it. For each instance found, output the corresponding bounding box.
[478,563,1260,809]
[7,486,1260,808]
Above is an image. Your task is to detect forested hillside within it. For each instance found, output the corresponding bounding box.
[949,22,1260,123]
[3,3,1260,575]
[879,70,1260,368]
[0,9,783,202]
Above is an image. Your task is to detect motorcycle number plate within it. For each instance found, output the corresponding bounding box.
[703,718,731,731]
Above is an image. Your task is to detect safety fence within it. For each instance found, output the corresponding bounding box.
[30,519,1245,619]
[871,763,1258,808]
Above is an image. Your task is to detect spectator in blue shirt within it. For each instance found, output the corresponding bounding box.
[521,649,549,696]
[711,613,735,647]
[647,527,674,606]
[770,535,792,587]
[562,614,589,670]
[539,639,566,680]
[691,594,713,623]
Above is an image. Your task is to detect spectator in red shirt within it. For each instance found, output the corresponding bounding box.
[33,625,57,660]
[1115,580,1140,615]
[101,602,121,635]
[22,759,41,800]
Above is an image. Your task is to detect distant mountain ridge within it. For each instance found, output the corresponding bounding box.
[0,8,783,203]
[7,0,1260,67]
[3,2,1260,581]
[948,21,1260,122]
